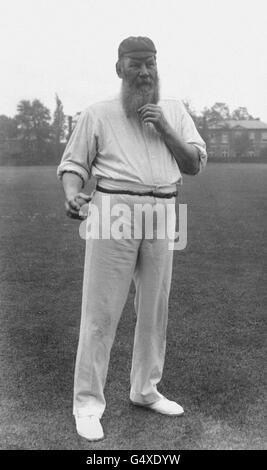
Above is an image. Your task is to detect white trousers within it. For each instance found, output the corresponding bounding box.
[73,190,176,418]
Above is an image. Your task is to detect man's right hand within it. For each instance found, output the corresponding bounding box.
[65,192,92,220]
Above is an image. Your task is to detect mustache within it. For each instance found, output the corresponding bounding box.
[131,75,154,87]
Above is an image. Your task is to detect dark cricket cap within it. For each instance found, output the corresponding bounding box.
[118,36,157,59]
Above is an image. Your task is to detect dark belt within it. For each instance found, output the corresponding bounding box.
[96,185,178,199]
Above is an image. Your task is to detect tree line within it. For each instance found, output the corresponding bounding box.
[183,101,257,126]
[0,95,66,159]
[0,98,259,159]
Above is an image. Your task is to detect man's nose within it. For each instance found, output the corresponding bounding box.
[139,63,149,76]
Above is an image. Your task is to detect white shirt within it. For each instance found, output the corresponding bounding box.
[57,96,207,188]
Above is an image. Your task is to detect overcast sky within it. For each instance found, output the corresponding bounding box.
[1,0,267,121]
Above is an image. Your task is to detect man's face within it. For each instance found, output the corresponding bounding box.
[120,55,158,90]
[118,55,159,117]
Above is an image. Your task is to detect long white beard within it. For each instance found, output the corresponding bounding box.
[121,78,160,118]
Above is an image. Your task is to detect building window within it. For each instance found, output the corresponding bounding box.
[248,150,255,158]
[249,132,255,141]
[221,150,229,158]
[221,133,228,143]
[210,133,216,143]
[261,132,267,141]
[235,131,243,138]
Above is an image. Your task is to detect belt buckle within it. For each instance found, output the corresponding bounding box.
[152,185,161,197]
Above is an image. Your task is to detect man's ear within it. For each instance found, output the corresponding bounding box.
[116,60,123,78]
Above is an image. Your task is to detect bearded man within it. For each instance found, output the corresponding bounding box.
[57,36,207,441]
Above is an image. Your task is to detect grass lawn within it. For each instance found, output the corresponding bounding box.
[0,163,266,450]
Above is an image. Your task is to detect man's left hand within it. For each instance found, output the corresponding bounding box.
[138,104,169,134]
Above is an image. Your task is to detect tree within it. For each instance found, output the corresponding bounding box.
[51,94,66,158]
[202,102,231,125]
[16,99,51,155]
[231,107,255,120]
[0,115,18,139]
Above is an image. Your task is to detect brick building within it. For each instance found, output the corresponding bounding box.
[206,120,267,160]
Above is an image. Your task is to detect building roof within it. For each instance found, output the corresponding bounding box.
[209,120,267,130]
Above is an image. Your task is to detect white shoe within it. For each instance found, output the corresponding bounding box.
[75,416,104,441]
[132,397,184,416]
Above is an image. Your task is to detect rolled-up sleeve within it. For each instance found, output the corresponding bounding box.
[180,103,208,173]
[57,108,98,186]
